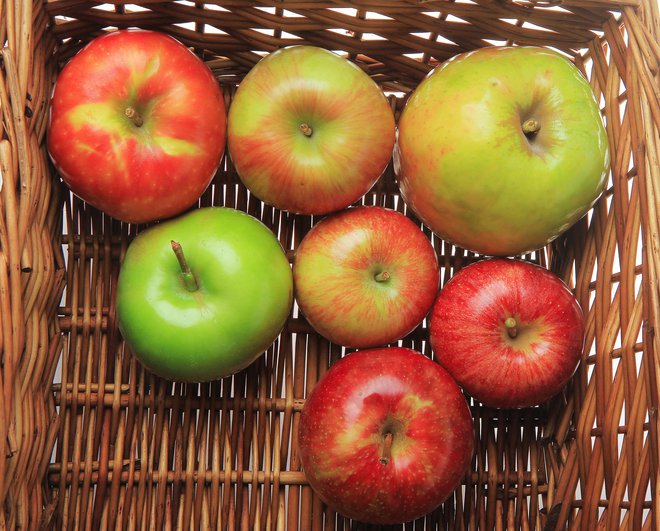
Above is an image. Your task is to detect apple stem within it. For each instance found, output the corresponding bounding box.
[125,106,144,127]
[504,317,518,339]
[299,123,313,137]
[522,118,540,136]
[374,271,390,282]
[171,240,198,292]
[379,432,393,465]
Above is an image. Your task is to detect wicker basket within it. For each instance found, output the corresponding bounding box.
[1,1,659,529]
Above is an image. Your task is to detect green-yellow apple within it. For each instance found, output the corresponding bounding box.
[298,347,474,525]
[48,29,226,224]
[430,258,585,408]
[395,45,610,256]
[116,207,293,382]
[227,45,395,215]
[293,206,439,347]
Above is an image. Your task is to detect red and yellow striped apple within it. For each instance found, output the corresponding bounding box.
[293,206,439,348]
[298,347,474,525]
[48,29,226,224]
[227,45,395,215]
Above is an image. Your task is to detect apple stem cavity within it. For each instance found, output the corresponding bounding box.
[504,317,519,339]
[522,118,541,137]
[299,123,313,137]
[374,271,390,282]
[125,106,144,127]
[379,432,394,465]
[171,240,198,292]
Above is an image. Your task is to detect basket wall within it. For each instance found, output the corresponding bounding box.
[1,1,659,529]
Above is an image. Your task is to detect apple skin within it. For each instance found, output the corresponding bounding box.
[227,45,395,215]
[395,45,610,257]
[293,206,439,348]
[298,347,474,525]
[429,258,585,409]
[47,29,226,224]
[116,207,293,382]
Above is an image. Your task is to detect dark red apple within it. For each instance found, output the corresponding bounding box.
[430,258,585,409]
[298,347,474,525]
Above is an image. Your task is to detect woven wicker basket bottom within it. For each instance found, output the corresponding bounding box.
[1,1,659,529]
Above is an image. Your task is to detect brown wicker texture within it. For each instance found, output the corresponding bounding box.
[1,0,659,529]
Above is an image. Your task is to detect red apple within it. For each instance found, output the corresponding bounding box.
[298,347,474,524]
[293,206,439,348]
[430,258,585,409]
[47,29,226,224]
[227,45,395,215]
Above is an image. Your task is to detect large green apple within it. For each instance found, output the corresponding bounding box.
[116,207,293,382]
[395,46,610,257]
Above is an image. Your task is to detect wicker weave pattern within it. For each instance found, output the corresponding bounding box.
[1,1,659,529]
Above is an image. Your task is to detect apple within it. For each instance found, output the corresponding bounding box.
[47,29,226,224]
[429,258,585,409]
[227,45,395,215]
[395,45,610,257]
[298,347,474,525]
[116,207,293,382]
[293,206,439,348]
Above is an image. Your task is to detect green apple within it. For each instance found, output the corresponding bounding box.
[116,207,293,382]
[395,45,610,257]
